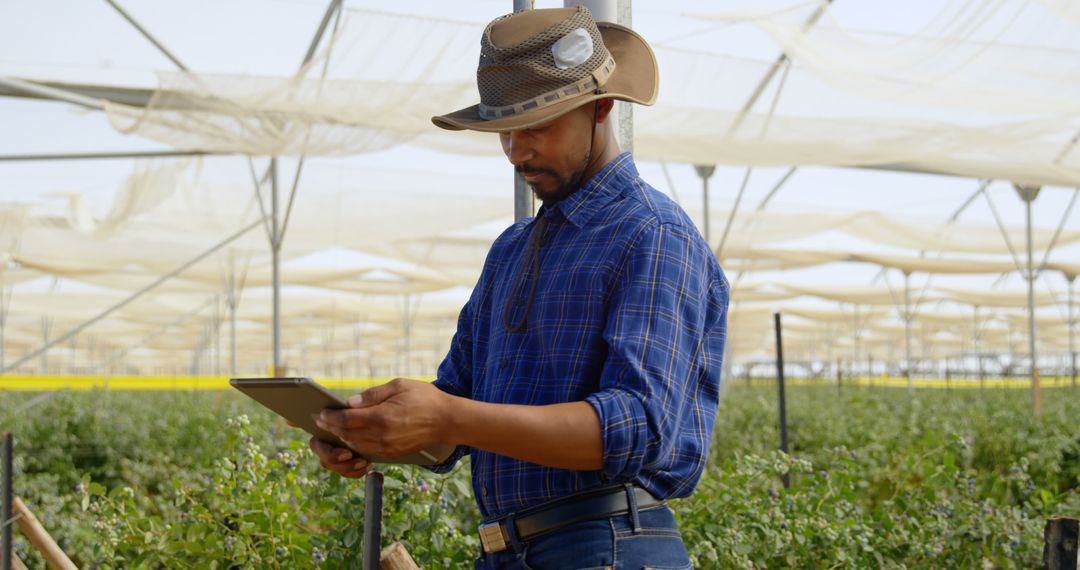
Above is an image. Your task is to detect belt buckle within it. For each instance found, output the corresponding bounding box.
[478,521,507,553]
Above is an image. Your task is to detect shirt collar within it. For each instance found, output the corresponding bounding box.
[537,153,638,228]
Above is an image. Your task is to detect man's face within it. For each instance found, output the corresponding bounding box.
[499,104,595,203]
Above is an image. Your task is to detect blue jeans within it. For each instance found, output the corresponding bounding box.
[473,504,692,570]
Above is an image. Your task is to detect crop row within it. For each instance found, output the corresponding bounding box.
[0,385,1077,568]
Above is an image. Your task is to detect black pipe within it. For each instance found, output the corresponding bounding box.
[2,432,12,570]
[362,471,384,570]
[774,313,790,489]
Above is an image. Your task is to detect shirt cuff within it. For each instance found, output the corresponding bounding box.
[420,444,470,474]
[585,388,650,481]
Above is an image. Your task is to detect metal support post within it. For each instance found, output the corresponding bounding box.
[227,252,239,377]
[363,472,384,570]
[1068,274,1077,389]
[514,174,533,223]
[904,271,914,396]
[1015,183,1042,415]
[774,313,790,489]
[716,168,752,258]
[40,318,51,375]
[616,0,632,152]
[271,158,282,376]
[563,1,631,148]
[974,306,985,389]
[694,165,716,244]
[514,0,537,223]
[2,432,12,570]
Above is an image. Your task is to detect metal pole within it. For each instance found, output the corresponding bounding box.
[774,313,790,489]
[2,432,12,570]
[563,0,631,149]
[271,158,282,376]
[0,150,216,162]
[616,0,632,152]
[103,0,189,71]
[0,76,105,111]
[39,318,50,375]
[402,294,412,377]
[515,0,536,223]
[724,0,832,139]
[1068,274,1076,390]
[228,252,238,377]
[716,167,752,258]
[0,218,265,374]
[974,306,985,390]
[904,271,914,396]
[694,165,716,244]
[301,0,344,68]
[362,471,384,570]
[1015,184,1042,415]
[564,0,614,19]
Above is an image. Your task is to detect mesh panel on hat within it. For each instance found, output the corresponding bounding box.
[477,8,610,108]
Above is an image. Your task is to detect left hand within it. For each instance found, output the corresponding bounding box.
[315,378,454,459]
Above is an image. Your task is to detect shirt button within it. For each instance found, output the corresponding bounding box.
[482,486,489,497]
[500,358,508,369]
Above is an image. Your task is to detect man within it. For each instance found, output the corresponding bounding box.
[310,7,728,569]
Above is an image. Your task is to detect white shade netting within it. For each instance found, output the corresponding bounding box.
[2,0,1079,376]
[93,2,1080,187]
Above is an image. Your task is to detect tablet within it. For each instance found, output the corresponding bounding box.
[229,377,453,465]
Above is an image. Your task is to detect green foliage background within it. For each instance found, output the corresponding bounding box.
[1,385,1079,568]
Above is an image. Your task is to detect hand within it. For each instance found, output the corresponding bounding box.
[316,378,454,459]
[308,437,372,478]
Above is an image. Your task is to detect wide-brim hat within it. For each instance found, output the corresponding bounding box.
[432,6,658,133]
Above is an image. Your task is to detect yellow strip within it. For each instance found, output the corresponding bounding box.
[0,376,433,391]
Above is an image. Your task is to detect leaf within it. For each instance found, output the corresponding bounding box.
[345,526,359,548]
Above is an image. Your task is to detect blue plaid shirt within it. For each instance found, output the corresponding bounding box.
[429,153,729,520]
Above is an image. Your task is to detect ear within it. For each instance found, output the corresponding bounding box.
[594,98,616,124]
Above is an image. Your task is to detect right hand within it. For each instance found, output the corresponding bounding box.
[308,437,372,478]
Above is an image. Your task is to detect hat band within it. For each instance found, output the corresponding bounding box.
[478,54,616,121]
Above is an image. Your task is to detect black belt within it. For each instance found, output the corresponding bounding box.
[478,484,664,554]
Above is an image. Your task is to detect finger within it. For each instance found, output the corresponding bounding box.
[318,407,380,430]
[285,419,298,428]
[311,437,356,462]
[331,458,372,478]
[342,463,374,478]
[348,378,404,408]
[319,453,358,473]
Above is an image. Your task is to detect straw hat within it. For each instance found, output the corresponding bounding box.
[432,6,658,133]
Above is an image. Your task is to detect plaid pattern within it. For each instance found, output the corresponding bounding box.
[429,154,729,520]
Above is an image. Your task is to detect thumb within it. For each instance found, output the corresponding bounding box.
[348,381,397,408]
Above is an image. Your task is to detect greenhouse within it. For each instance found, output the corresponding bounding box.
[1,0,1079,567]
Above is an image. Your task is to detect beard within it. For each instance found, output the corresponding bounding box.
[517,154,590,204]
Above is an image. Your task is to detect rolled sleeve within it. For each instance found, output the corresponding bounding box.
[585,388,650,480]
[588,221,724,485]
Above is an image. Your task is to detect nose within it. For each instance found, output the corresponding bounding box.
[501,131,534,167]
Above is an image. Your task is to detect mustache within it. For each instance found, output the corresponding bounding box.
[515,165,558,178]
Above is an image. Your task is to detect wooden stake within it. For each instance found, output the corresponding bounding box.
[12,497,77,570]
[380,542,419,570]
